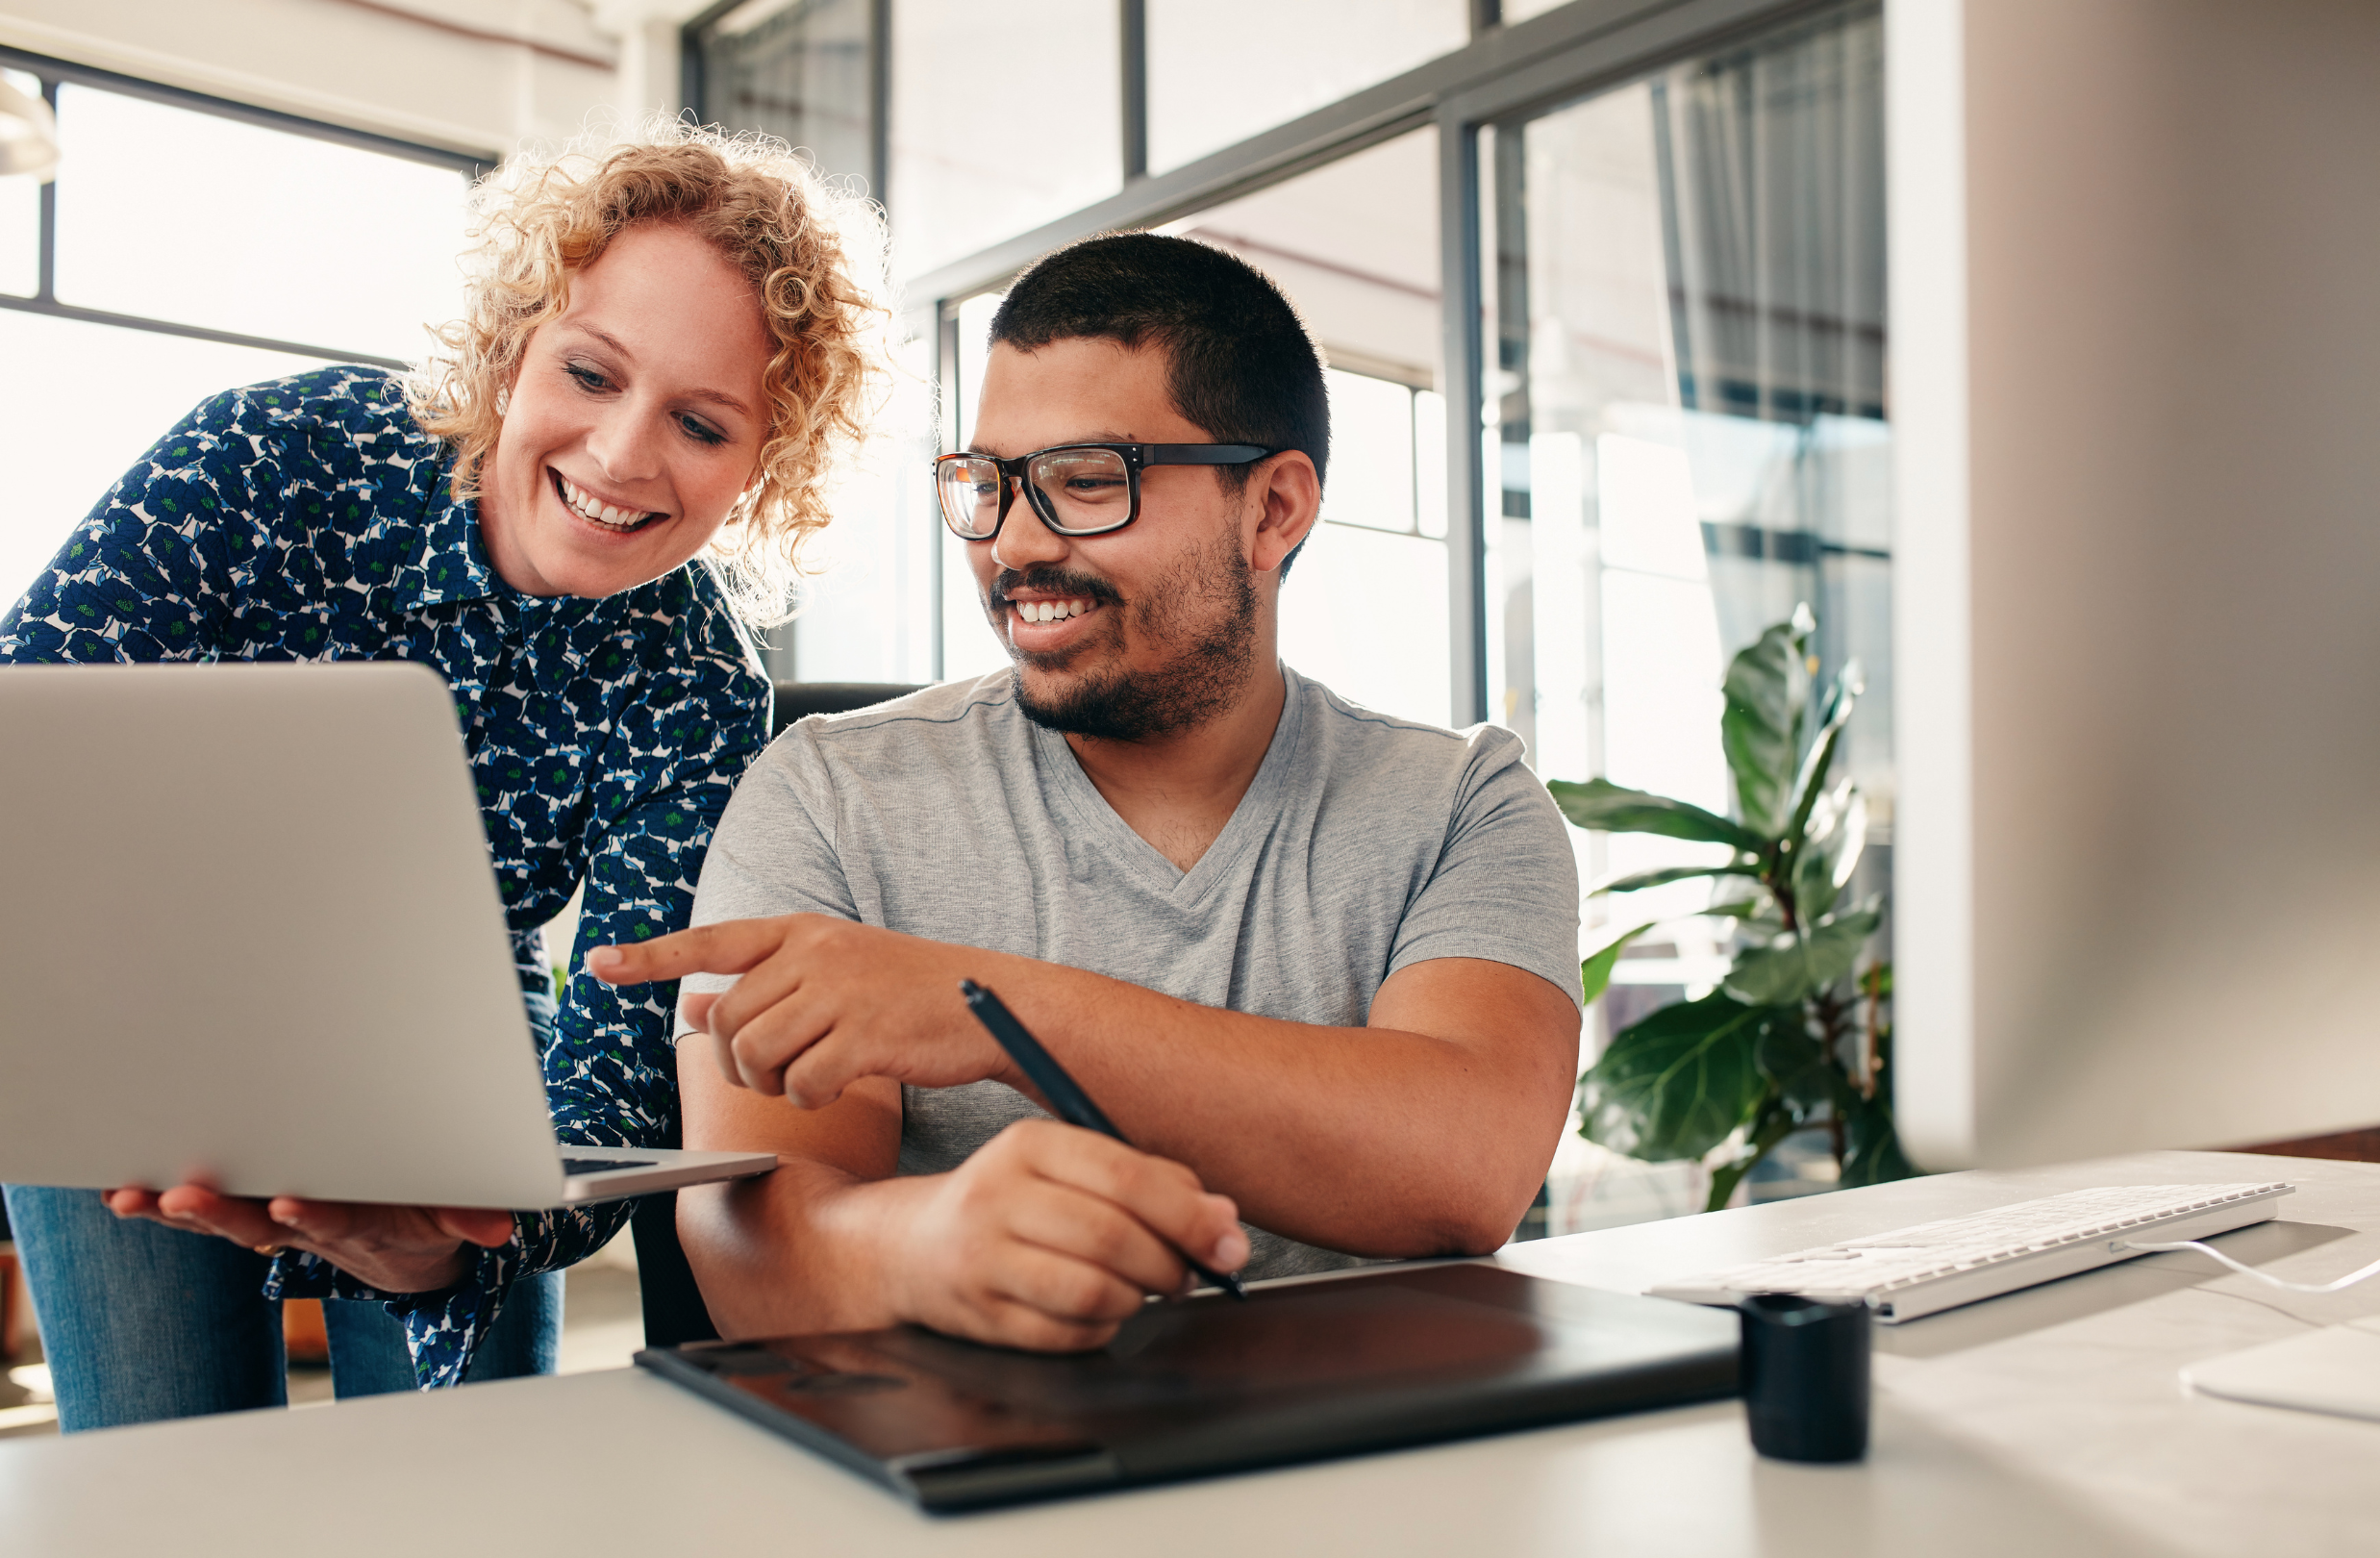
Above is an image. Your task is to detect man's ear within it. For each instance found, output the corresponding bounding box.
[1247,451,1321,575]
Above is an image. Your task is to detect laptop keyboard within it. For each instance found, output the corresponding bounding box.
[561,1156,658,1177]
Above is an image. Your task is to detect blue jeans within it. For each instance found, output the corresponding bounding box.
[2,1183,563,1432]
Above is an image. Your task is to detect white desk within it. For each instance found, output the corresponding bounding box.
[4,1150,2374,1557]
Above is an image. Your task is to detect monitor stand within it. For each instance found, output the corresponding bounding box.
[2181,1319,2380,1422]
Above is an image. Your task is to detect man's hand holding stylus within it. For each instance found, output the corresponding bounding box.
[881,1119,1248,1350]
[592,915,1250,1350]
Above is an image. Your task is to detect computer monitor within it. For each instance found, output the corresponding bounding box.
[1887,0,2380,1169]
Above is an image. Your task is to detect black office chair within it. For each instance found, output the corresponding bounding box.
[631,679,926,1348]
[767,681,923,738]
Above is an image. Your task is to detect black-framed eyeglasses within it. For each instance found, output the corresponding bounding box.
[933,442,1276,540]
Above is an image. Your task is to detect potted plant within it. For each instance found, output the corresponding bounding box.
[1549,606,1916,1212]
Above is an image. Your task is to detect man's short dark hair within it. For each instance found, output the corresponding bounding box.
[990,233,1328,577]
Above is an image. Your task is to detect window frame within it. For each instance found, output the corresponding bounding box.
[0,44,485,368]
[688,0,1846,698]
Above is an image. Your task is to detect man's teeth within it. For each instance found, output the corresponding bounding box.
[1015,599,1093,623]
[557,473,651,530]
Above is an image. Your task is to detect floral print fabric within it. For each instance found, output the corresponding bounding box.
[0,366,770,1386]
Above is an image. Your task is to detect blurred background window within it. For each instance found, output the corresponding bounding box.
[0,69,38,300]
[0,59,470,620]
[0,1,1898,1232]
[1143,0,1466,174]
[1485,5,1888,996]
[1479,5,1887,1228]
[1173,128,1450,727]
[688,0,877,195]
[686,6,1891,1011]
[890,0,1120,280]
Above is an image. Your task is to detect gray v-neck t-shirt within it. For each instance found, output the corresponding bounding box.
[682,666,1582,1279]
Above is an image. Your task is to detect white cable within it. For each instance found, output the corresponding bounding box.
[2117,1240,2380,1295]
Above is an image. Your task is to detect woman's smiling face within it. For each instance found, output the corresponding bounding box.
[477,221,773,600]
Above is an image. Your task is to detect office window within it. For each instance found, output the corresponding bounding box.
[681,0,1894,1225]
[689,0,876,190]
[889,0,1120,279]
[1486,8,1889,928]
[938,289,1011,683]
[0,70,36,298]
[1488,4,1887,1228]
[1176,127,1450,726]
[51,86,466,362]
[785,331,939,686]
[1278,369,1453,727]
[1144,0,1467,174]
[0,61,472,614]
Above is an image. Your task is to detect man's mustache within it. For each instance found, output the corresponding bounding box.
[988,566,1125,611]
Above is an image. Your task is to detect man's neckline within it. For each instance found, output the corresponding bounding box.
[1031,666,1305,892]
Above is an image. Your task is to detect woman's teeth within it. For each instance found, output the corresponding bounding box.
[556,472,654,532]
[1015,598,1093,623]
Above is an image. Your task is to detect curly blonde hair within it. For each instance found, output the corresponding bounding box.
[408,118,893,626]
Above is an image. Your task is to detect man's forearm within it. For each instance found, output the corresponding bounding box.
[677,1157,922,1340]
[976,955,1578,1257]
[639,920,1581,1269]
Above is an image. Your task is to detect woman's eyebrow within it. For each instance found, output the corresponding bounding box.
[563,323,756,420]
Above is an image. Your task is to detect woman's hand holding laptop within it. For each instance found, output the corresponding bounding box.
[99,1186,514,1294]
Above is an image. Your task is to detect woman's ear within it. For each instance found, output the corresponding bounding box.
[731,469,766,522]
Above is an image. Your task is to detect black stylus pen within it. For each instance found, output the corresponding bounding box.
[960,978,1249,1302]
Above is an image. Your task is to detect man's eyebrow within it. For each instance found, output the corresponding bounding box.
[964,432,1138,455]
[563,323,757,420]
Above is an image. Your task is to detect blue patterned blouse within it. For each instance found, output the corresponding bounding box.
[0,366,771,1388]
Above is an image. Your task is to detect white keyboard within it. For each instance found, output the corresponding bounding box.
[1651,1182,2294,1322]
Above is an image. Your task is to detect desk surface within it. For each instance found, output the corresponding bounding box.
[5,1150,2374,1558]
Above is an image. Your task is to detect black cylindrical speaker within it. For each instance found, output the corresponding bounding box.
[1738,1293,1871,1462]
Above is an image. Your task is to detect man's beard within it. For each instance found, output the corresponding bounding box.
[992,526,1260,742]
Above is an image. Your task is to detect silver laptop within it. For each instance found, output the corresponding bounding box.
[0,662,774,1209]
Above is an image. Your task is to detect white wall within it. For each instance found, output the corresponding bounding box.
[0,0,709,158]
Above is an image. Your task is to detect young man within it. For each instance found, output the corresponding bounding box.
[591,234,1583,1352]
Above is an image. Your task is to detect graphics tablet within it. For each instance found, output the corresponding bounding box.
[636,1262,1740,1511]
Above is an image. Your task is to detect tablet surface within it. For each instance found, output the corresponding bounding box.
[637,1262,1740,1511]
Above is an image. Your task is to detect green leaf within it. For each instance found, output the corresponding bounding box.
[1704,1093,1797,1213]
[1548,777,1768,854]
[1840,974,1916,1187]
[1791,782,1866,922]
[1753,1018,1818,1086]
[1784,660,1862,852]
[1576,993,1791,1161]
[1587,863,1762,897]
[1722,906,1882,1005]
[1579,921,1659,1006]
[1754,1018,1849,1118]
[1718,620,1806,838]
[1704,875,1777,922]
[1841,1093,1917,1187]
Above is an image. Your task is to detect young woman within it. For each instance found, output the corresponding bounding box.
[0,121,890,1428]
